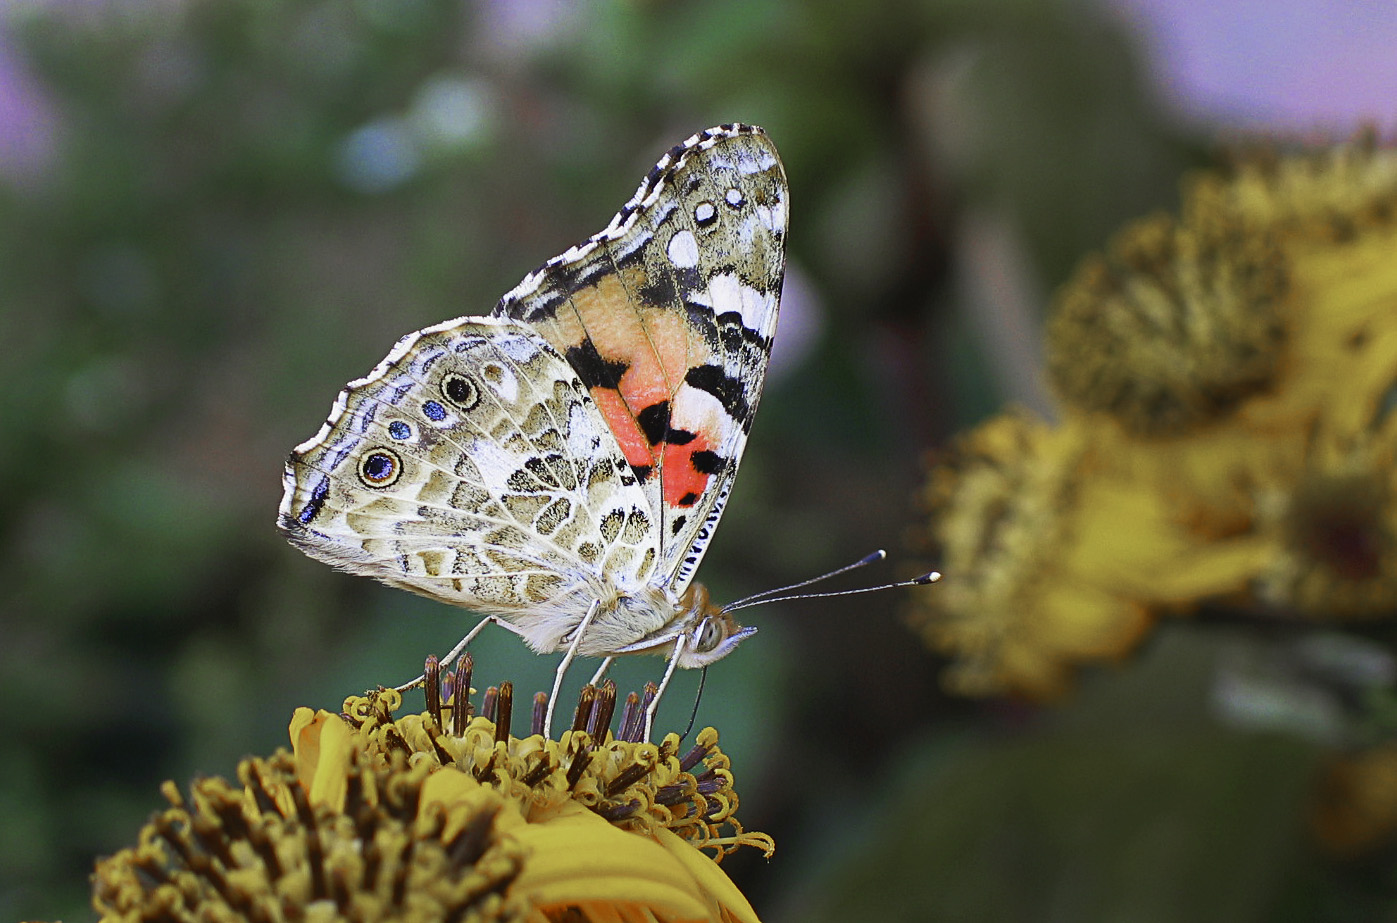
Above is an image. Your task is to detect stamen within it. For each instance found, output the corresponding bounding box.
[565,747,592,790]
[427,728,454,767]
[444,804,500,869]
[494,682,512,744]
[472,750,499,785]
[531,692,547,737]
[622,684,657,743]
[617,692,642,743]
[679,741,711,773]
[588,680,617,737]
[423,655,441,723]
[597,800,643,821]
[481,686,498,723]
[452,654,474,737]
[605,761,654,797]
[520,753,553,787]
[571,685,597,733]
[383,725,411,758]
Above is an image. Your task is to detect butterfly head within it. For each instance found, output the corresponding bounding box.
[674,583,757,668]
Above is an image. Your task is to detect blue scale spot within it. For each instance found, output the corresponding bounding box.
[298,478,330,524]
[364,453,395,480]
[423,400,447,422]
[389,420,411,440]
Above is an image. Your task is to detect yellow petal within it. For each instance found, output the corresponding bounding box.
[288,706,326,791]
[652,827,761,923]
[304,710,354,812]
[1068,473,1273,601]
[509,801,722,921]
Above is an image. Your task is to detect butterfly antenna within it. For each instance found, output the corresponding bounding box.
[722,550,891,612]
[679,666,708,743]
[723,568,941,614]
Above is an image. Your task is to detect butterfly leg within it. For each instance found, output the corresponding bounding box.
[393,615,530,693]
[587,656,616,686]
[643,635,690,742]
[543,599,603,737]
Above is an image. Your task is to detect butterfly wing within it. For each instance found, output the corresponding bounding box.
[277,317,661,653]
[493,124,788,595]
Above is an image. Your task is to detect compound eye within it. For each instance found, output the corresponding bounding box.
[693,617,722,652]
[358,448,403,488]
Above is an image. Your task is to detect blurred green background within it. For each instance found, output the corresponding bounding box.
[3,0,1395,920]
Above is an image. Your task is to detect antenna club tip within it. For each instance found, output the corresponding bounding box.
[859,549,888,565]
[914,571,942,585]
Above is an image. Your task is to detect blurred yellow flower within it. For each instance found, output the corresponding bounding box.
[93,669,769,923]
[1045,208,1287,436]
[1253,416,1397,619]
[1049,134,1397,442]
[909,410,1268,698]
[915,133,1397,697]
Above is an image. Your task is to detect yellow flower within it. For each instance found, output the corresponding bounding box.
[1045,208,1287,436]
[915,134,1397,696]
[1195,130,1397,238]
[908,411,1269,698]
[93,665,770,923]
[1048,133,1397,444]
[1253,416,1397,619]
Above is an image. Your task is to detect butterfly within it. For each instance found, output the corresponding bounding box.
[278,124,788,738]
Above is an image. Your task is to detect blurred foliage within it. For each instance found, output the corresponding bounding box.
[9,0,1393,921]
[777,630,1324,923]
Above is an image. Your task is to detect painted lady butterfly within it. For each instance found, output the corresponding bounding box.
[278,124,787,736]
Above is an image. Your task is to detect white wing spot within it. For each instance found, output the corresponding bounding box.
[566,402,601,456]
[482,361,519,403]
[666,229,700,269]
[737,146,778,173]
[694,201,716,224]
[724,188,744,208]
[708,271,770,327]
[757,200,786,233]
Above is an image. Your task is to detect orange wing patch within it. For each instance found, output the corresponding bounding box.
[521,264,722,505]
[591,387,651,469]
[661,436,719,507]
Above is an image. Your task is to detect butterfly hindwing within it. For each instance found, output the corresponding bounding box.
[277,317,661,651]
[493,124,788,594]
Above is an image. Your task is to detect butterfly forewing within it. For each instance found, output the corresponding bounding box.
[493,125,788,594]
